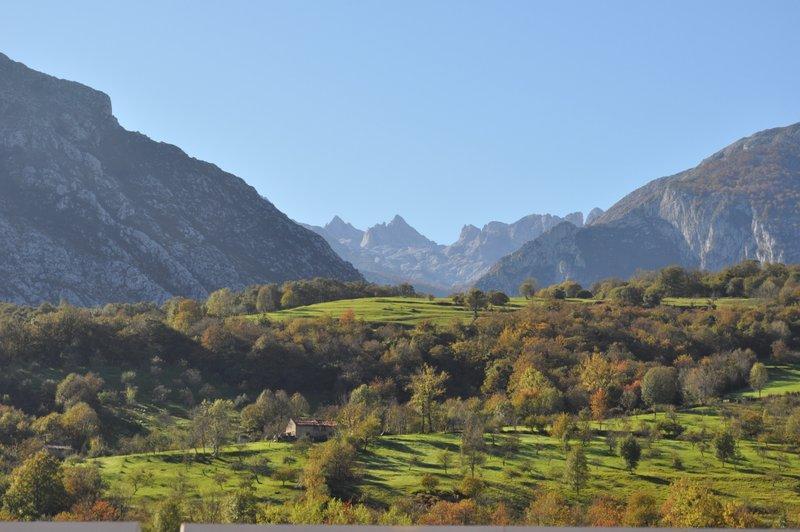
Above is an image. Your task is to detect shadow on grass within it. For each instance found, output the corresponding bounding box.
[377,439,425,455]
[426,440,460,452]
[635,473,670,485]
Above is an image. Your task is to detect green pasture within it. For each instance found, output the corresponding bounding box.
[246,295,762,326]
[736,365,800,398]
[94,407,800,516]
[247,296,531,325]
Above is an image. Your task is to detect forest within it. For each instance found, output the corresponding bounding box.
[0,261,799,529]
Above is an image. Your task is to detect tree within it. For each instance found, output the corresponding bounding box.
[519,278,538,299]
[749,362,768,397]
[3,451,69,520]
[255,284,281,313]
[302,438,359,499]
[579,353,620,394]
[563,444,589,495]
[419,500,479,525]
[128,467,155,497]
[152,499,184,532]
[609,284,643,306]
[497,433,521,465]
[509,365,561,431]
[487,291,510,307]
[63,464,104,505]
[205,288,238,317]
[587,495,624,526]
[420,473,439,493]
[641,366,678,419]
[463,288,488,319]
[55,373,104,408]
[589,388,608,429]
[661,478,723,527]
[222,489,258,523]
[714,429,737,468]
[622,492,660,526]
[61,402,100,450]
[406,364,448,433]
[460,412,486,477]
[207,399,236,456]
[619,434,641,473]
[437,450,453,474]
[525,489,574,526]
[272,467,299,487]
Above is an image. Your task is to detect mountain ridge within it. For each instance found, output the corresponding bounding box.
[477,122,800,291]
[306,211,588,292]
[0,52,362,305]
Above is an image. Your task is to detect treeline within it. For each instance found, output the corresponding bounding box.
[594,261,800,305]
[510,261,800,306]
[196,278,416,318]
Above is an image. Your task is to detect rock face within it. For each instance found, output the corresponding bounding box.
[306,212,585,293]
[477,122,800,291]
[0,53,362,305]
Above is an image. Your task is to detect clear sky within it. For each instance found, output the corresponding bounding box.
[2,2,799,244]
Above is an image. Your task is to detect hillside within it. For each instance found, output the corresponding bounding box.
[0,53,361,305]
[95,407,800,514]
[477,122,800,290]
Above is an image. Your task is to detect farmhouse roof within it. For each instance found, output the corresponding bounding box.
[292,418,337,427]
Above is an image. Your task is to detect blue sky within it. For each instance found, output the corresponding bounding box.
[2,2,799,244]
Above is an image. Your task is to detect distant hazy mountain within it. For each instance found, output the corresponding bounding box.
[477,122,800,292]
[305,211,586,293]
[0,53,362,305]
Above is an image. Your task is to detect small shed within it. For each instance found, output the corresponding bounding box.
[284,418,337,441]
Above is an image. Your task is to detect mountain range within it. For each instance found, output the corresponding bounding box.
[476,122,800,292]
[0,53,361,305]
[304,211,588,293]
[2,51,799,305]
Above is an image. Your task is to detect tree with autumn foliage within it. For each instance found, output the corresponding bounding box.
[589,388,609,429]
[406,364,448,433]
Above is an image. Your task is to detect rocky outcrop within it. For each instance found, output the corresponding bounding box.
[0,53,362,305]
[477,122,800,291]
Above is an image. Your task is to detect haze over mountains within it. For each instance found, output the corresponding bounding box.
[0,53,361,305]
[304,211,587,293]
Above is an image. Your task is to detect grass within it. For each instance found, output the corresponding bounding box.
[247,296,532,326]
[662,297,764,308]
[245,296,764,326]
[94,405,800,516]
[93,441,304,505]
[736,364,800,398]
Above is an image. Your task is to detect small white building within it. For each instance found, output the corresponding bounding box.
[284,418,337,441]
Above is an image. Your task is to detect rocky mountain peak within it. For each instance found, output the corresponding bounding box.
[361,215,437,249]
[456,224,481,242]
[564,211,584,227]
[324,215,364,245]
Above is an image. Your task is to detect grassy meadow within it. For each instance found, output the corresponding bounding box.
[248,296,531,325]
[736,365,800,398]
[246,295,761,326]
[93,404,800,516]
